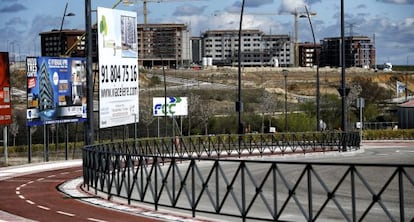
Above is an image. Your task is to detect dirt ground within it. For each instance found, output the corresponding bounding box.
[148,66,413,98]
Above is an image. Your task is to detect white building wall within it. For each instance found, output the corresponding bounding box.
[201,30,293,67]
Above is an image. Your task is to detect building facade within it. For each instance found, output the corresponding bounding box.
[200,30,293,67]
[39,29,86,58]
[137,24,191,69]
[40,24,191,68]
[398,100,414,129]
[298,42,321,67]
[39,27,375,69]
[191,37,202,66]
[320,36,376,68]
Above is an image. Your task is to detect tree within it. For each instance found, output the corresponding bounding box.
[351,77,390,103]
[259,90,277,133]
[9,120,19,146]
[350,77,392,121]
[364,103,380,122]
[187,93,201,135]
[320,94,342,130]
[199,100,216,135]
[285,113,315,132]
[139,102,155,137]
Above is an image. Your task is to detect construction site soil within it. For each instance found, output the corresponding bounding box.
[144,66,413,98]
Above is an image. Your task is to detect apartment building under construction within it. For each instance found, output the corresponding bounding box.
[39,26,375,69]
[320,36,376,68]
[200,29,293,67]
[137,23,191,69]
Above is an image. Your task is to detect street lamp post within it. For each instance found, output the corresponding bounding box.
[303,6,320,131]
[237,0,245,135]
[85,0,94,145]
[59,2,75,56]
[293,9,316,67]
[294,10,298,67]
[9,41,15,63]
[283,69,288,132]
[340,0,347,151]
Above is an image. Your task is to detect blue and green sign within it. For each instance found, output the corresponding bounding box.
[153,97,187,116]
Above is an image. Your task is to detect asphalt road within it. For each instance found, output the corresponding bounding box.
[0,142,413,222]
[0,166,162,222]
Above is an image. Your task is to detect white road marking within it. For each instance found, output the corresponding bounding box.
[18,195,25,200]
[48,175,56,178]
[56,211,75,217]
[25,200,35,205]
[88,218,109,222]
[37,178,45,181]
[16,191,20,195]
[37,205,50,210]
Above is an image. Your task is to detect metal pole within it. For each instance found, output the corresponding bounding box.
[304,6,320,131]
[3,126,7,166]
[55,124,58,152]
[85,0,94,145]
[405,72,408,102]
[237,0,245,135]
[65,123,68,160]
[285,74,288,131]
[341,0,347,151]
[44,125,49,161]
[134,114,137,153]
[59,3,74,56]
[294,10,299,67]
[283,69,288,132]
[162,56,168,137]
[59,3,68,55]
[28,126,32,163]
[359,100,363,142]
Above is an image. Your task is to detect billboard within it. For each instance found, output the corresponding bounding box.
[26,57,87,126]
[98,7,139,128]
[153,97,188,117]
[0,52,11,125]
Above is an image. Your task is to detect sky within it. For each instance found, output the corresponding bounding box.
[0,0,413,65]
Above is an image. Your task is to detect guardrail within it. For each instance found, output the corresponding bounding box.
[81,132,414,221]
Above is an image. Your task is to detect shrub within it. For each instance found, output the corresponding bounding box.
[362,129,414,140]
